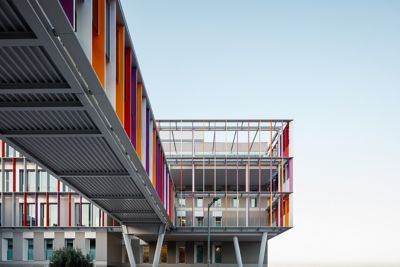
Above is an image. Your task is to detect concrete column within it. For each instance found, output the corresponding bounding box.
[233,236,243,267]
[258,232,268,267]
[34,232,44,261]
[152,224,166,267]
[122,225,136,267]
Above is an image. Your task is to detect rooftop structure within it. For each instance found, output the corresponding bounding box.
[159,120,293,239]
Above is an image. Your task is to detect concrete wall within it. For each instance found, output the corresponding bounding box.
[0,230,111,267]
[107,232,122,267]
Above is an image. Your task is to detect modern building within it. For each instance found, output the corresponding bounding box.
[0,1,293,267]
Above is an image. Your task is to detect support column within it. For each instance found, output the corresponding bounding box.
[153,224,166,267]
[245,164,249,227]
[233,236,243,267]
[122,225,136,267]
[258,232,268,267]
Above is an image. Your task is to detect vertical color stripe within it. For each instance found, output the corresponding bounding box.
[57,178,60,226]
[146,109,150,174]
[289,159,293,192]
[152,127,157,187]
[23,192,27,226]
[124,47,132,137]
[283,124,289,157]
[92,0,106,87]
[131,68,137,147]
[116,24,125,124]
[136,83,143,159]
[35,192,38,226]
[46,192,49,227]
[12,157,16,192]
[80,196,83,226]
[60,0,75,27]
[68,192,72,227]
[1,141,5,157]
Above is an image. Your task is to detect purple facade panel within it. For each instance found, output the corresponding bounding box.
[156,140,160,196]
[59,0,74,27]
[289,158,293,192]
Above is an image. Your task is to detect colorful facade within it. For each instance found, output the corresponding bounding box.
[0,1,293,266]
[57,0,175,222]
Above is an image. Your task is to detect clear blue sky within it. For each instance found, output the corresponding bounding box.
[121,1,400,265]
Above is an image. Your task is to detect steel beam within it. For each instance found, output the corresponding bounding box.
[91,196,145,201]
[233,236,243,267]
[0,82,69,90]
[60,172,130,177]
[0,130,101,138]
[258,232,268,267]
[29,0,171,226]
[152,224,166,267]
[110,210,154,214]
[122,225,137,267]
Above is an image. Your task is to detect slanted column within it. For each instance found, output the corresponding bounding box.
[152,224,166,267]
[122,225,136,267]
[258,232,268,267]
[233,236,243,267]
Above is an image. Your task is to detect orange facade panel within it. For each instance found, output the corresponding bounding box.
[116,24,125,124]
[136,83,143,159]
[92,0,106,88]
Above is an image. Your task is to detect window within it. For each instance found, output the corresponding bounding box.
[178,198,185,208]
[6,145,15,157]
[75,203,91,226]
[26,238,34,261]
[19,170,25,192]
[49,204,58,226]
[178,246,185,263]
[27,170,35,192]
[196,244,204,263]
[89,239,96,260]
[19,203,36,226]
[4,170,12,192]
[93,206,101,227]
[27,204,36,226]
[65,239,74,248]
[143,245,149,263]
[161,244,167,263]
[196,198,203,208]
[251,198,257,208]
[44,239,53,260]
[39,203,45,226]
[178,216,186,227]
[39,171,47,192]
[215,217,222,227]
[6,239,13,260]
[214,245,222,263]
[215,198,222,208]
[196,217,204,227]
[49,175,57,192]
[232,198,238,208]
